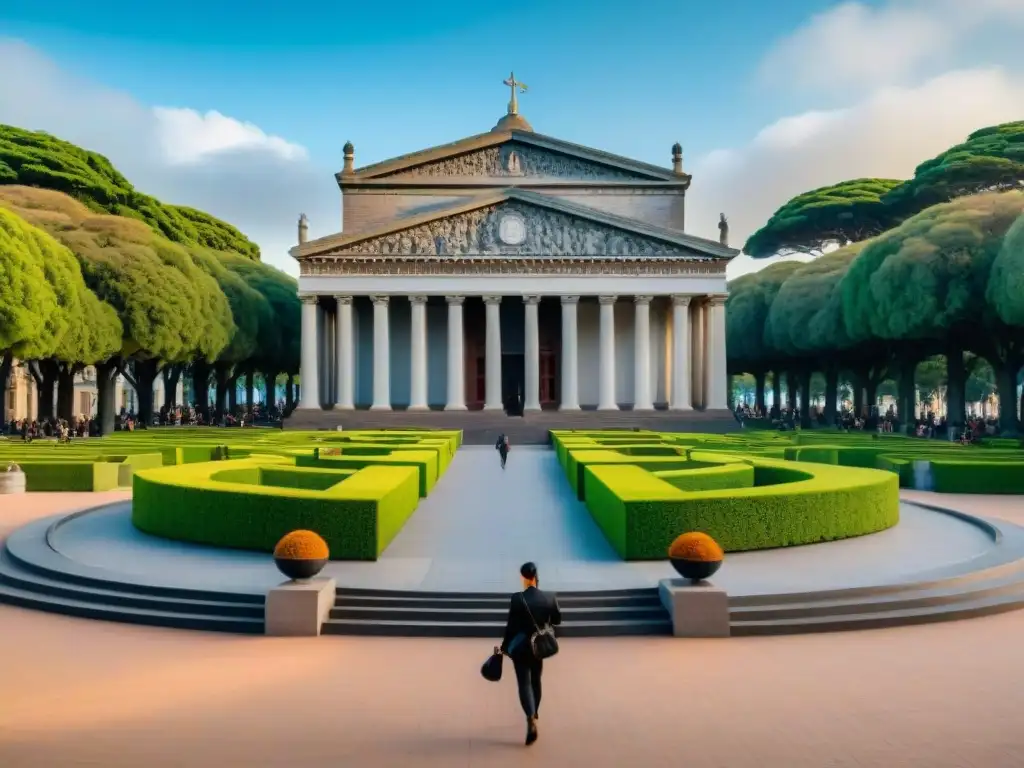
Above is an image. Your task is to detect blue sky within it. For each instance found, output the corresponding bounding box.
[1,0,1023,273]
[0,0,834,166]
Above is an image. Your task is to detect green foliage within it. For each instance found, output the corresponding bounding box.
[841,191,1024,346]
[0,205,121,363]
[743,178,904,258]
[0,186,233,363]
[930,460,1024,494]
[0,125,260,259]
[765,243,866,358]
[987,213,1024,328]
[885,121,1024,216]
[725,261,805,368]
[222,257,301,373]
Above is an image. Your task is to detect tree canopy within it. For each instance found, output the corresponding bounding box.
[0,124,261,260]
[883,121,1024,217]
[743,178,904,258]
[725,261,805,370]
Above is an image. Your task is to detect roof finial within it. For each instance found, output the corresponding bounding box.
[503,71,528,116]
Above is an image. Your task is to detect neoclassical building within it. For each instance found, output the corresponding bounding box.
[290,83,736,418]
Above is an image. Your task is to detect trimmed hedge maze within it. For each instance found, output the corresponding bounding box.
[0,428,460,561]
[553,431,902,560]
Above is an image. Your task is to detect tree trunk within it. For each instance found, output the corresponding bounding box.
[228,374,239,413]
[133,359,160,426]
[0,353,11,419]
[263,371,278,414]
[852,374,865,417]
[755,372,766,413]
[996,360,1021,436]
[95,360,119,436]
[799,369,813,428]
[286,375,295,411]
[34,360,58,421]
[56,366,76,422]
[824,365,839,426]
[786,371,798,411]
[191,361,211,414]
[897,358,918,434]
[163,365,182,409]
[245,371,255,411]
[214,364,232,418]
[946,344,966,435]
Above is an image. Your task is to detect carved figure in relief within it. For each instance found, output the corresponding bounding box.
[506,150,523,176]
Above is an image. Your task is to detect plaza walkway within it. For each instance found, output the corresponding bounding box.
[2,492,1024,765]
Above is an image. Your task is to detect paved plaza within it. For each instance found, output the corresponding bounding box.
[34,448,1001,595]
[2,484,1024,765]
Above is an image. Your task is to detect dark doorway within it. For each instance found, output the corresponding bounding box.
[502,353,525,416]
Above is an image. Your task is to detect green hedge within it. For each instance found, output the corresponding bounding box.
[133,458,421,560]
[16,460,121,491]
[582,459,899,559]
[930,461,1024,494]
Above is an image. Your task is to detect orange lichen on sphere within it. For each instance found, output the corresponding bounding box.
[668,532,724,562]
[274,530,329,560]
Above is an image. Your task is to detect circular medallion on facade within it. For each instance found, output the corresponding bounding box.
[498,213,527,246]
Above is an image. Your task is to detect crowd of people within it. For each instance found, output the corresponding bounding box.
[4,402,288,440]
[733,401,1001,442]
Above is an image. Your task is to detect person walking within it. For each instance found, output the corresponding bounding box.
[498,562,562,746]
[495,433,510,469]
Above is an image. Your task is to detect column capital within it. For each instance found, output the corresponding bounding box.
[370,294,390,306]
[483,295,502,305]
[299,294,319,305]
[598,295,617,305]
[671,294,692,307]
[523,295,541,305]
[708,294,729,306]
[445,295,465,305]
[560,295,580,305]
[408,295,428,306]
[634,295,653,305]
[334,295,353,306]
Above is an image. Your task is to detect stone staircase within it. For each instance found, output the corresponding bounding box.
[284,407,738,445]
[323,586,671,637]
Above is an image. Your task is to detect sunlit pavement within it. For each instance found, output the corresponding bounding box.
[1,489,1022,767]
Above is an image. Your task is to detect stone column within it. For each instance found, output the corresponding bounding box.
[633,296,653,410]
[523,296,541,411]
[559,296,580,411]
[670,295,692,410]
[444,297,467,410]
[705,295,729,410]
[370,295,391,411]
[483,296,503,411]
[691,298,705,408]
[408,295,429,411]
[334,296,354,409]
[598,296,618,411]
[298,295,320,409]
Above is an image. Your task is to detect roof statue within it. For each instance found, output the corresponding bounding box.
[718,213,729,247]
[493,71,533,132]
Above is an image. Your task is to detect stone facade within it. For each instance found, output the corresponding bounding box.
[378,143,651,182]
[327,201,703,258]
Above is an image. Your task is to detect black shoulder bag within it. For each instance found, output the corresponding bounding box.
[520,593,559,660]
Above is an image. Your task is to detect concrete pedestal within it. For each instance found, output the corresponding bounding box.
[658,578,730,637]
[0,470,26,495]
[265,577,336,637]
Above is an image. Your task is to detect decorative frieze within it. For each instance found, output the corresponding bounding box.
[379,143,649,182]
[300,257,726,277]
[326,201,698,258]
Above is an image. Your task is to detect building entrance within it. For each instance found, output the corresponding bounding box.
[501,354,525,416]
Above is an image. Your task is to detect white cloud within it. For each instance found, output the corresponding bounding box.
[0,39,336,273]
[759,0,1024,90]
[681,68,1024,280]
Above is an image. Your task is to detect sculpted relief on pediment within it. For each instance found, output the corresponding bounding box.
[329,202,693,258]
[379,144,650,182]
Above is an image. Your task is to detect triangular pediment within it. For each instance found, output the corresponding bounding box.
[343,130,684,184]
[293,189,735,260]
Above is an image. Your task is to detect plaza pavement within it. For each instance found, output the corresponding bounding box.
[2,490,1024,765]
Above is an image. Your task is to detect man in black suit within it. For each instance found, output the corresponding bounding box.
[499,562,562,746]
